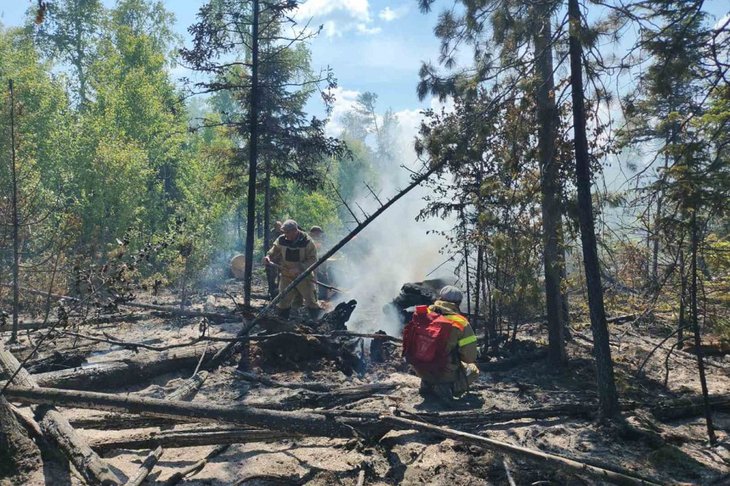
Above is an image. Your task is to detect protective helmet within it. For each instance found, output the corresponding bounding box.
[438,285,463,304]
[281,219,298,231]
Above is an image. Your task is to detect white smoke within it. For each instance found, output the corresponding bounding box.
[326,97,457,336]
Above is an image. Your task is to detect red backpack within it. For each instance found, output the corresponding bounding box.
[402,305,453,374]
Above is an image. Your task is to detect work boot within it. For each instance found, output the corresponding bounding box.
[431,383,455,402]
[278,308,290,319]
[418,381,433,398]
[420,381,455,403]
[307,307,322,321]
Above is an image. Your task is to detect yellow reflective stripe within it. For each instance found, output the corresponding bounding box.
[458,335,477,347]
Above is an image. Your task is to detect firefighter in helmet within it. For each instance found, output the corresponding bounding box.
[263,219,321,319]
[405,285,479,400]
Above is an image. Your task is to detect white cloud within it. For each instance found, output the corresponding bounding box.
[297,0,371,22]
[378,5,409,22]
[356,23,382,35]
[295,0,388,37]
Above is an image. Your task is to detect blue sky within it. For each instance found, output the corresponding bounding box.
[1,0,727,143]
[0,0,444,118]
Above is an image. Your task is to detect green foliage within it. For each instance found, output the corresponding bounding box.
[0,2,243,297]
[31,0,105,104]
[0,26,73,273]
[278,181,342,234]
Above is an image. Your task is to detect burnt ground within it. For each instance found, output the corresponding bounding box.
[2,277,729,486]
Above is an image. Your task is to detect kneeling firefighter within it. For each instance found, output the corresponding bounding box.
[402,286,479,400]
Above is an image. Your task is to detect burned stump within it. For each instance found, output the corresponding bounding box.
[256,331,365,376]
[316,299,357,332]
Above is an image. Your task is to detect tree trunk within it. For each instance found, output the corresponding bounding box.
[559,231,571,338]
[474,246,483,338]
[651,393,730,422]
[9,79,20,344]
[689,212,716,444]
[243,0,261,307]
[678,249,686,346]
[263,158,272,254]
[567,0,620,419]
[3,385,361,439]
[533,4,566,365]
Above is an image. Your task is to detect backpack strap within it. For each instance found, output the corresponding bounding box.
[439,314,468,331]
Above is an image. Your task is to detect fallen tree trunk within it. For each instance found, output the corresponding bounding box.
[382,415,661,486]
[71,372,208,430]
[3,385,365,439]
[124,446,163,486]
[165,371,208,401]
[265,383,397,411]
[0,342,123,486]
[406,402,638,426]
[90,426,294,453]
[73,401,600,431]
[33,344,219,391]
[72,414,180,430]
[651,394,730,421]
[0,313,149,333]
[117,301,247,322]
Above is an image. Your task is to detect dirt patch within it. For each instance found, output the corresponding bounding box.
[2,282,729,485]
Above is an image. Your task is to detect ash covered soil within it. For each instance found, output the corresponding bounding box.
[4,279,730,486]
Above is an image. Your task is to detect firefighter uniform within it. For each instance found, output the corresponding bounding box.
[267,231,320,314]
[417,299,479,398]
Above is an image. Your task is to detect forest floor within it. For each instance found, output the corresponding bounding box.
[2,275,730,486]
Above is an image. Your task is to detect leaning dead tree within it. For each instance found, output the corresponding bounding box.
[209,160,446,368]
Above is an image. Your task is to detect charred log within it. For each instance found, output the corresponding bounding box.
[26,350,86,373]
[382,282,440,326]
[3,385,372,439]
[33,344,219,391]
[90,426,293,453]
[264,383,397,410]
[651,394,730,421]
